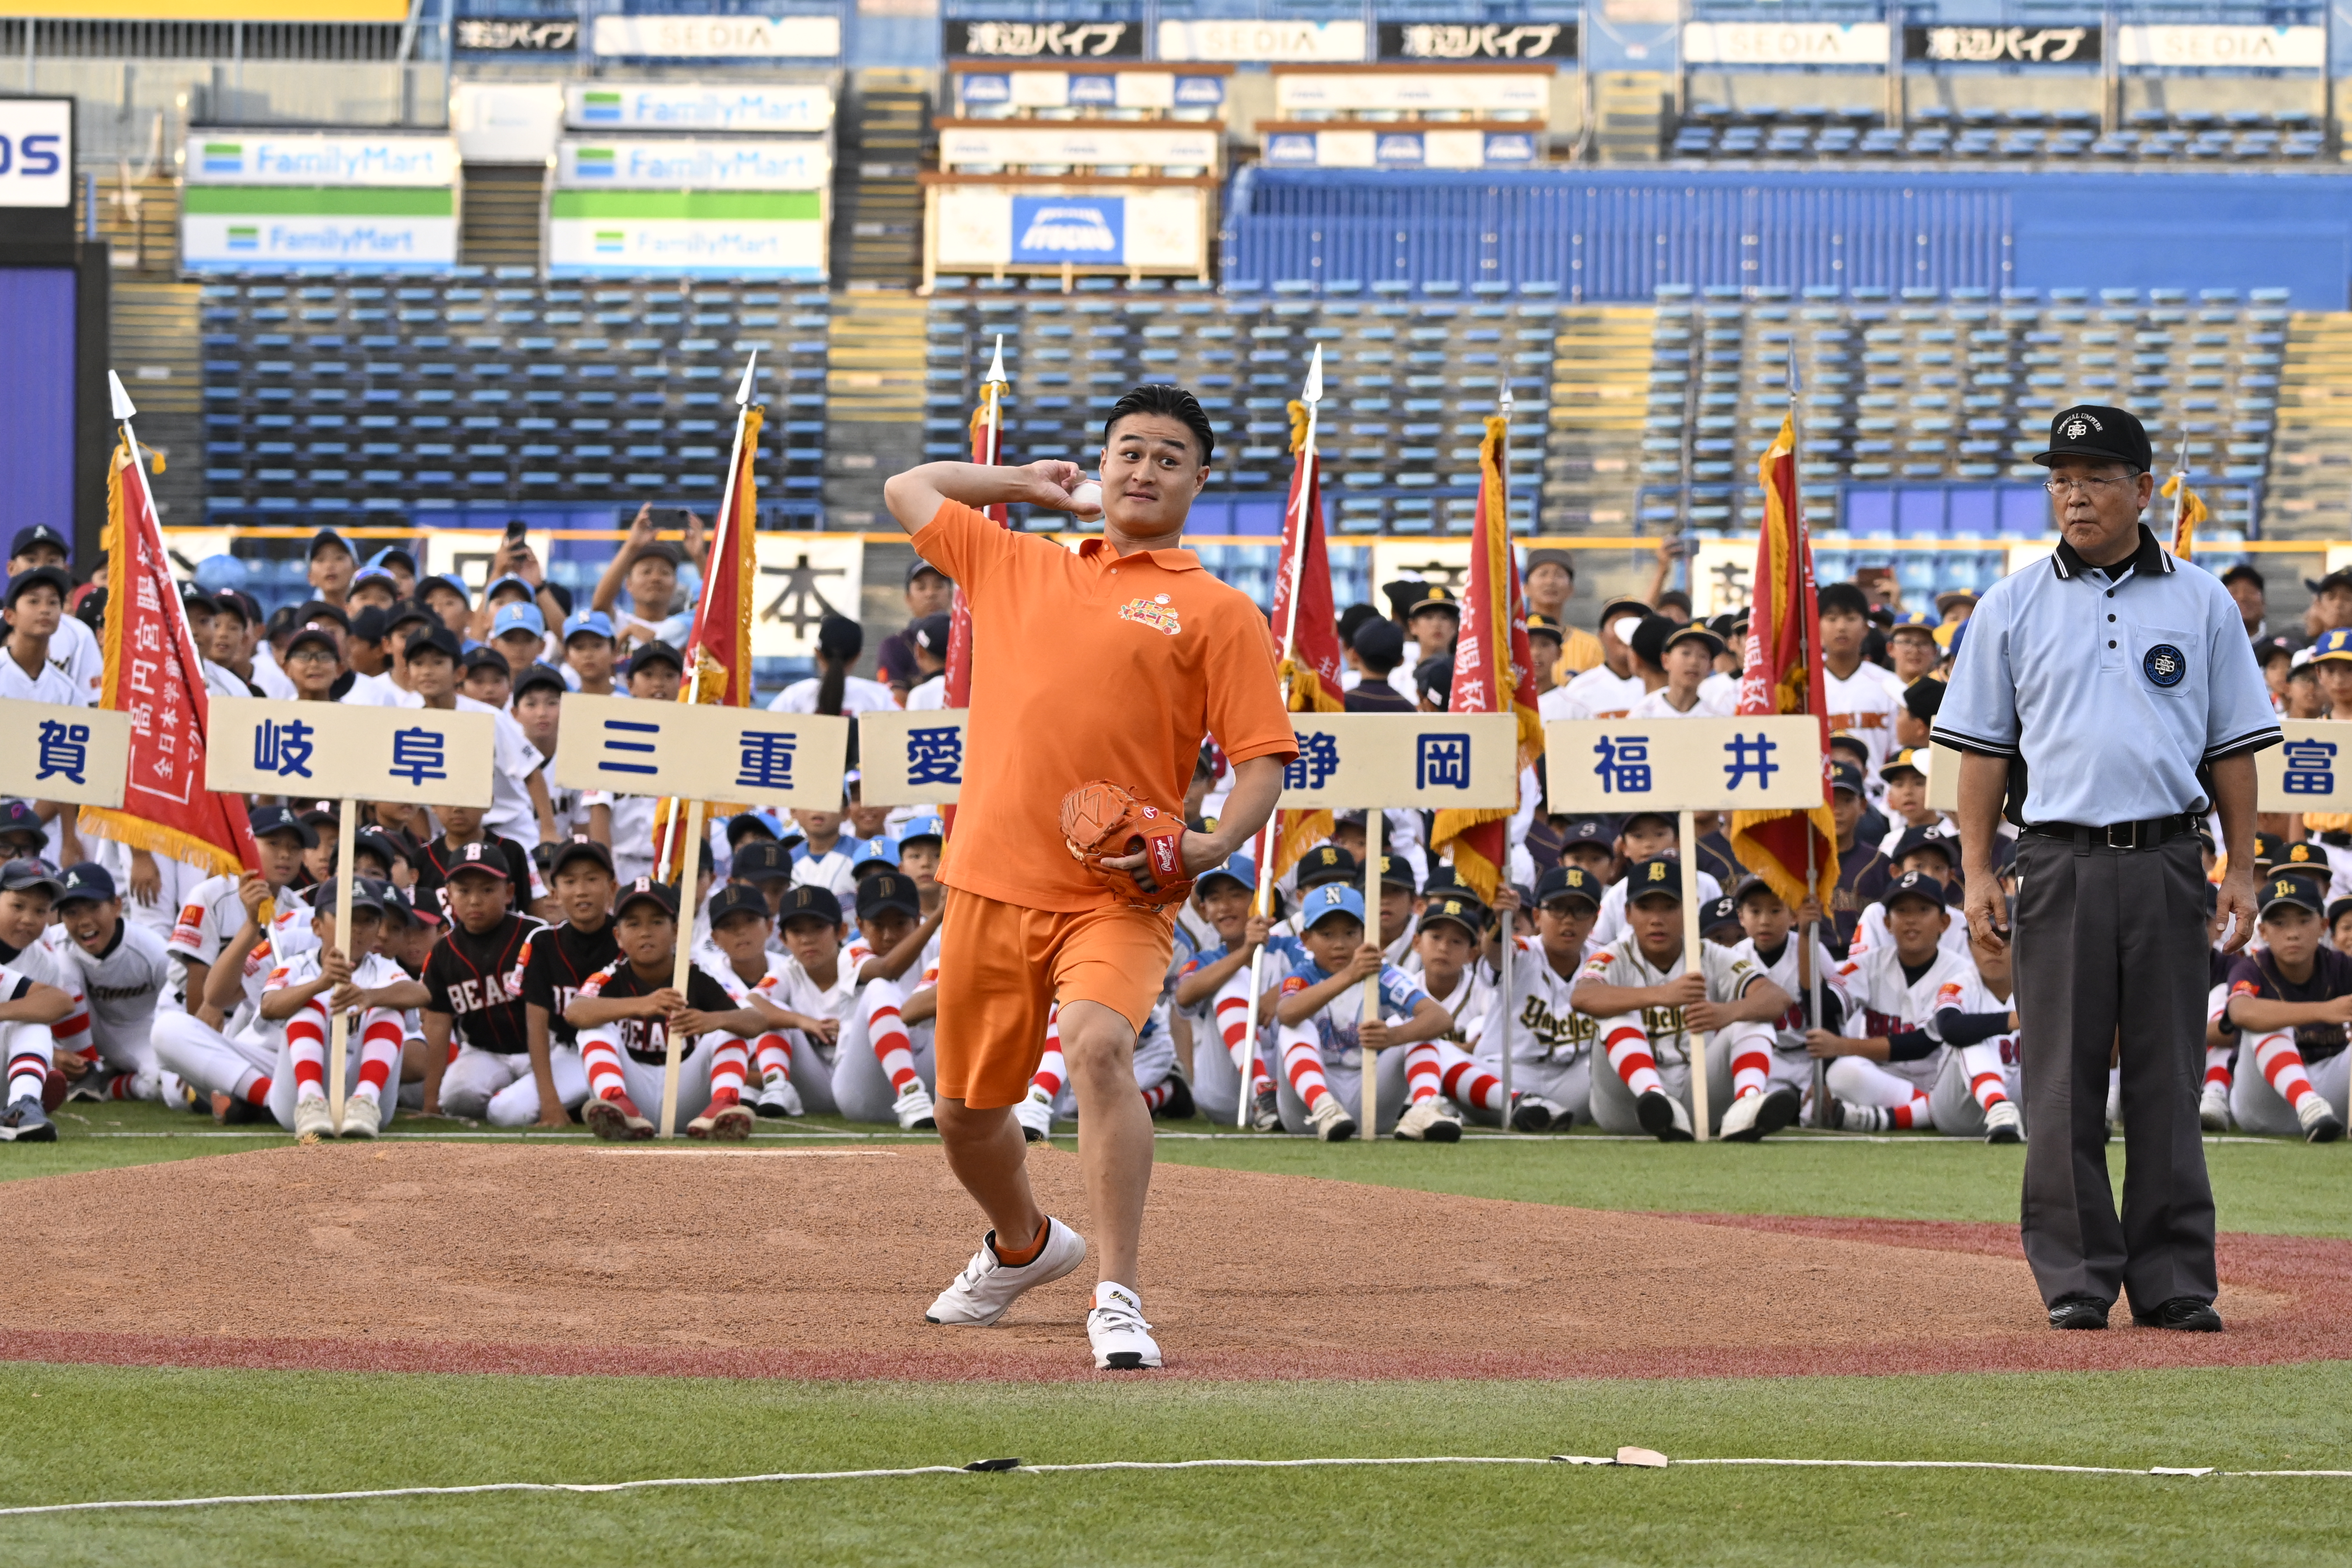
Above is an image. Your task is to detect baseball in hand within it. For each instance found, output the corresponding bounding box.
[1069,480,1103,515]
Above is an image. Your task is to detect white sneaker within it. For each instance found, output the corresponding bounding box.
[892,1083,937,1132]
[755,1077,804,1119]
[1984,1099,2024,1144]
[1306,1094,1357,1142]
[1717,1088,1768,1142]
[2297,1093,2346,1144]
[1012,1087,1055,1143]
[128,1069,163,1103]
[925,1216,1087,1326]
[1832,1099,1888,1133]
[1510,1093,1566,1132]
[293,1092,335,1141]
[339,1092,382,1139]
[1395,1097,1463,1142]
[1087,1282,1163,1370]
[2199,1081,2231,1133]
[1636,1088,1695,1142]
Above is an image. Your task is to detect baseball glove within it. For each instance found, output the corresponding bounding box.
[1058,779,1195,909]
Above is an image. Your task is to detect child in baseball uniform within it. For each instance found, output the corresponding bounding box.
[516,838,620,1129]
[1845,826,1971,962]
[0,862,86,1141]
[753,882,940,1129]
[258,877,429,1139]
[1587,813,1723,950]
[2200,886,2239,1132]
[1169,853,1300,1129]
[1720,877,1845,1140]
[1569,856,1790,1140]
[694,884,807,1119]
[1926,926,2027,1143]
[1270,884,1455,1141]
[2219,874,2351,1142]
[1804,872,1969,1132]
[152,807,318,1123]
[415,844,546,1125]
[566,878,775,1141]
[48,862,174,1105]
[1390,890,1507,1141]
[1480,864,1602,1131]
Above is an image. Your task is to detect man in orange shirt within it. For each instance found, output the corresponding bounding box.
[881,384,1295,1371]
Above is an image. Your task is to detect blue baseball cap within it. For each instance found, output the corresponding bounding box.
[350,565,398,593]
[1195,852,1255,897]
[366,545,416,574]
[897,813,944,846]
[849,836,900,876]
[307,528,355,561]
[1300,883,1366,930]
[493,601,547,639]
[55,862,117,907]
[2314,628,2352,663]
[484,573,534,604]
[564,609,615,643]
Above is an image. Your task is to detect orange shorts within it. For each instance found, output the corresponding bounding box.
[933,885,1175,1110]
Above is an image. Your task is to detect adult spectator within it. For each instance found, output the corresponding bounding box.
[768,614,897,715]
[1522,550,1604,678]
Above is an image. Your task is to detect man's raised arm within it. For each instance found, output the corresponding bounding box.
[881,460,1097,535]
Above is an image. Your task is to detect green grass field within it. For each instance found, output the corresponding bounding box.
[5,1101,2347,1564]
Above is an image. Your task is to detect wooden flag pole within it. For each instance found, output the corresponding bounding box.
[658,794,708,1139]
[1806,831,1826,1126]
[327,797,358,1130]
[1494,380,1516,1129]
[1680,808,1709,1143]
[1360,807,1384,1140]
[1238,346,1325,1130]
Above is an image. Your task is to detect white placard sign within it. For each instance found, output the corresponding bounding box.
[1278,713,1518,809]
[205,699,496,809]
[858,709,968,806]
[552,695,849,808]
[0,699,131,810]
[2257,720,2352,811]
[1545,716,1828,814]
[590,14,842,59]
[752,535,867,660]
[1682,21,1892,65]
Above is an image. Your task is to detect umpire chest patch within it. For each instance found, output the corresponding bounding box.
[2143,643,2186,688]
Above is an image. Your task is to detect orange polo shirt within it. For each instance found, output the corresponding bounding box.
[913,499,1298,912]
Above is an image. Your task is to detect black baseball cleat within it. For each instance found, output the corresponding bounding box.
[1152,1074,1194,1122]
[2,1096,55,1143]
[1637,1088,1694,1142]
[2048,1296,2111,1331]
[2132,1297,2224,1332]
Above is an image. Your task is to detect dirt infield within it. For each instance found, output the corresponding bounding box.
[0,1143,2339,1382]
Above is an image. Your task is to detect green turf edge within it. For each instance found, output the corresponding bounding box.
[3,1363,2349,1568]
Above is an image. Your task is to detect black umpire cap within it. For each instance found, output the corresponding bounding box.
[2035,405,2152,473]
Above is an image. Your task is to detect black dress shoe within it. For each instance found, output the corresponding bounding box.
[2132,1297,2224,1332]
[2048,1296,2111,1330]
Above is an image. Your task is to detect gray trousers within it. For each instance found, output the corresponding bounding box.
[2012,834,2217,1314]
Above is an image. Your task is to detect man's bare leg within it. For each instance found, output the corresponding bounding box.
[935,1098,1046,1247]
[1059,999,1152,1286]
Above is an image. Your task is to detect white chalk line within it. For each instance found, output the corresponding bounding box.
[50,1129,2308,1146]
[1,1452,2343,1519]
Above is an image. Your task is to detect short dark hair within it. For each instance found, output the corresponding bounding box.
[1104,384,1215,464]
[1818,582,1871,619]
[2221,563,2264,593]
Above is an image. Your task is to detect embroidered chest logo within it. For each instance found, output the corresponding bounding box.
[1117,593,1182,636]
[2143,642,2186,688]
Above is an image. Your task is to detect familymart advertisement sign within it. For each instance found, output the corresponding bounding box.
[546,188,825,278]
[179,132,460,272]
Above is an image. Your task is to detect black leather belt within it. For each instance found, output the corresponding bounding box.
[2022,815,2200,851]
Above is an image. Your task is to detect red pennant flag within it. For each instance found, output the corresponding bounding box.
[79,442,257,877]
[1268,398,1347,881]
[941,369,1011,839]
[1728,416,1840,909]
[1430,414,1542,903]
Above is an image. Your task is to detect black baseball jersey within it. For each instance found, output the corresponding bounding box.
[422,912,544,1055]
[521,918,622,1047]
[576,956,736,1065]
[2224,947,2352,1063]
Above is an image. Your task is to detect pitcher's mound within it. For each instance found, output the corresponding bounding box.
[0,1143,2307,1381]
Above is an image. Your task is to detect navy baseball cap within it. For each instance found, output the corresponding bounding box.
[5,566,70,607]
[1419,891,1486,939]
[404,625,462,664]
[2035,404,2152,472]
[1622,857,1685,904]
[1829,760,1867,797]
[1534,863,1601,909]
[309,875,387,915]
[1882,870,1950,914]
[511,663,565,701]
[730,840,792,884]
[1300,883,1366,930]
[625,640,683,677]
[355,825,414,869]
[1374,852,1417,893]
[55,862,115,906]
[856,872,922,921]
[1889,825,1956,868]
[707,884,772,926]
[0,799,43,842]
[9,524,67,560]
[778,884,842,926]
[1556,816,1618,851]
[1296,844,1360,890]
[1701,894,1742,936]
[615,877,681,919]
[248,804,318,848]
[0,859,61,898]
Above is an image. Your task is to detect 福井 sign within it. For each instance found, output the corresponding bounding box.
[204,699,496,808]
[2256,720,2352,811]
[551,695,849,808]
[0,699,131,810]
[1545,716,1828,814]
[1278,713,1518,810]
[857,710,969,807]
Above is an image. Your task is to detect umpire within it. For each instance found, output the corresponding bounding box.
[1940,405,2278,1334]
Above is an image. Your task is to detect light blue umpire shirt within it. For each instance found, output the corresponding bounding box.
[1936,524,2279,825]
